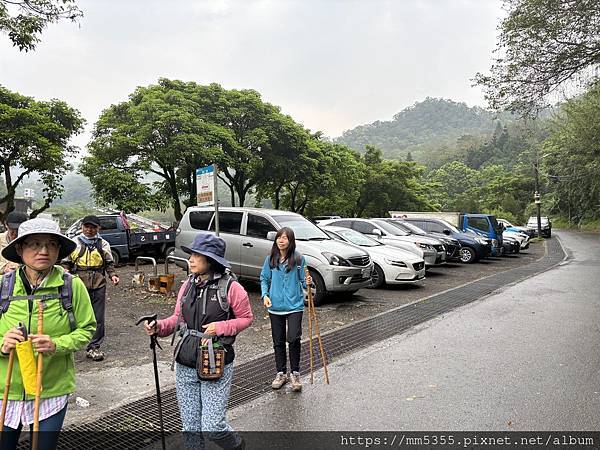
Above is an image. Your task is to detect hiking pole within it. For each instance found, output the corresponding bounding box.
[306,269,315,384]
[305,268,330,385]
[136,314,166,450]
[0,349,15,441]
[32,301,44,450]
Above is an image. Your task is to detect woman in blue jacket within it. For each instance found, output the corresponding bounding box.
[260,227,311,392]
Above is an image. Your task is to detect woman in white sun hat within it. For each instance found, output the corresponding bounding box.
[0,218,96,450]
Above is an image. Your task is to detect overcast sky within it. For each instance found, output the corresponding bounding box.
[1,0,504,148]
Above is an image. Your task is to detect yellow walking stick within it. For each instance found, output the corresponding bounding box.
[32,300,44,450]
[0,349,15,440]
[305,268,329,385]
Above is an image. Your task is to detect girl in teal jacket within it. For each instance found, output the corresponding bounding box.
[260,227,311,392]
[0,218,96,450]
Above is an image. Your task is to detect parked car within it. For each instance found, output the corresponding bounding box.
[526,216,552,237]
[383,218,462,261]
[502,229,530,250]
[318,218,445,267]
[497,218,535,238]
[66,214,175,266]
[398,217,491,264]
[321,225,425,288]
[501,234,521,254]
[311,215,342,224]
[175,207,373,305]
[389,211,504,256]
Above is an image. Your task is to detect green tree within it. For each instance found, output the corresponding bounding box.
[0,85,84,220]
[475,0,600,113]
[82,79,225,221]
[0,0,82,51]
[543,81,600,223]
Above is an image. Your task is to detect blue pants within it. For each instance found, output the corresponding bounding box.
[175,362,241,450]
[0,404,67,450]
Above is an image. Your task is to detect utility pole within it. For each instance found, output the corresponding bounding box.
[534,160,542,237]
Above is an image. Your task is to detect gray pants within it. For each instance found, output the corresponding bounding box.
[86,285,106,351]
[175,362,241,450]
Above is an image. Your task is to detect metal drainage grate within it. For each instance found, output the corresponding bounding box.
[22,238,564,449]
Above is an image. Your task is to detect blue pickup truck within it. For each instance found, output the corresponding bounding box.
[65,214,176,265]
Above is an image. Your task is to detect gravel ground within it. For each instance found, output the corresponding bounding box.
[65,242,545,426]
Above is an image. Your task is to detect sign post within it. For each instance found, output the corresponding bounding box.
[196,164,220,236]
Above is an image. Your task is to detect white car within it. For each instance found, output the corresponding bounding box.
[322,225,426,288]
[503,229,530,250]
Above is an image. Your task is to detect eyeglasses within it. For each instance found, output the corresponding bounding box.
[21,240,60,252]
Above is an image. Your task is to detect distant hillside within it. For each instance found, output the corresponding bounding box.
[336,98,515,161]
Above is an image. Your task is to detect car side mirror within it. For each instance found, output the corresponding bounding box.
[443,229,450,235]
[372,228,383,237]
[267,231,277,241]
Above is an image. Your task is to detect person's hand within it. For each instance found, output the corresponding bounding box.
[263,295,272,308]
[1,327,24,353]
[305,275,312,286]
[111,275,120,286]
[201,323,216,346]
[30,334,56,354]
[144,320,157,336]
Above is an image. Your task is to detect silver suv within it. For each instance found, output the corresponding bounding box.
[175,207,373,305]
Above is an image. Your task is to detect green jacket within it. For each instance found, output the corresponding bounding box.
[0,266,96,400]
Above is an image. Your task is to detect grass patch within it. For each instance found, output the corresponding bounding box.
[553,218,600,232]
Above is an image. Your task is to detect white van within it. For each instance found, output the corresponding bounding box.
[175,207,374,305]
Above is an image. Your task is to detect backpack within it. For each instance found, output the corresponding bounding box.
[74,237,106,272]
[0,270,77,331]
[181,269,237,314]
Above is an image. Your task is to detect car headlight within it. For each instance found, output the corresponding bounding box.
[384,258,407,267]
[475,238,488,245]
[415,242,433,250]
[321,252,350,266]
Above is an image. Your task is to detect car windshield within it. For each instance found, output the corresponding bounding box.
[372,219,410,236]
[437,219,462,234]
[392,220,427,235]
[272,214,330,240]
[335,228,382,247]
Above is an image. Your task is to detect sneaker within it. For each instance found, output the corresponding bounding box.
[290,371,302,392]
[86,348,105,361]
[271,372,287,389]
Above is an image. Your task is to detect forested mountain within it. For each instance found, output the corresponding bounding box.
[337,98,515,162]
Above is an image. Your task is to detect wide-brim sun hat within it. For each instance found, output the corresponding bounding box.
[2,218,77,264]
[181,232,231,269]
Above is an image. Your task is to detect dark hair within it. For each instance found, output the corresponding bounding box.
[269,227,300,272]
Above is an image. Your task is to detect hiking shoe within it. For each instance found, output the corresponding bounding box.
[271,372,287,389]
[290,371,302,392]
[86,348,105,361]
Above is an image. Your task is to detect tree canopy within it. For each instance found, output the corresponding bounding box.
[0,0,82,51]
[0,85,84,220]
[475,0,600,114]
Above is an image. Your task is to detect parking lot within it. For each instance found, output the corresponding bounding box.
[65,240,545,428]
[75,241,544,372]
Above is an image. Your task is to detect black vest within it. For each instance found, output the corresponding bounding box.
[176,274,236,367]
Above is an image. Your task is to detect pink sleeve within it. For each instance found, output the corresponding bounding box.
[156,280,188,337]
[214,281,253,336]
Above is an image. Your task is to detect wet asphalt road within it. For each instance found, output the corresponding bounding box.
[228,231,600,431]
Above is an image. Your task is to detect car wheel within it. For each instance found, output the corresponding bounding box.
[459,246,476,264]
[367,263,385,289]
[111,250,120,267]
[308,269,326,306]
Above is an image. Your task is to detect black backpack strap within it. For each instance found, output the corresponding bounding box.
[60,272,76,331]
[216,271,236,314]
[0,270,17,316]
